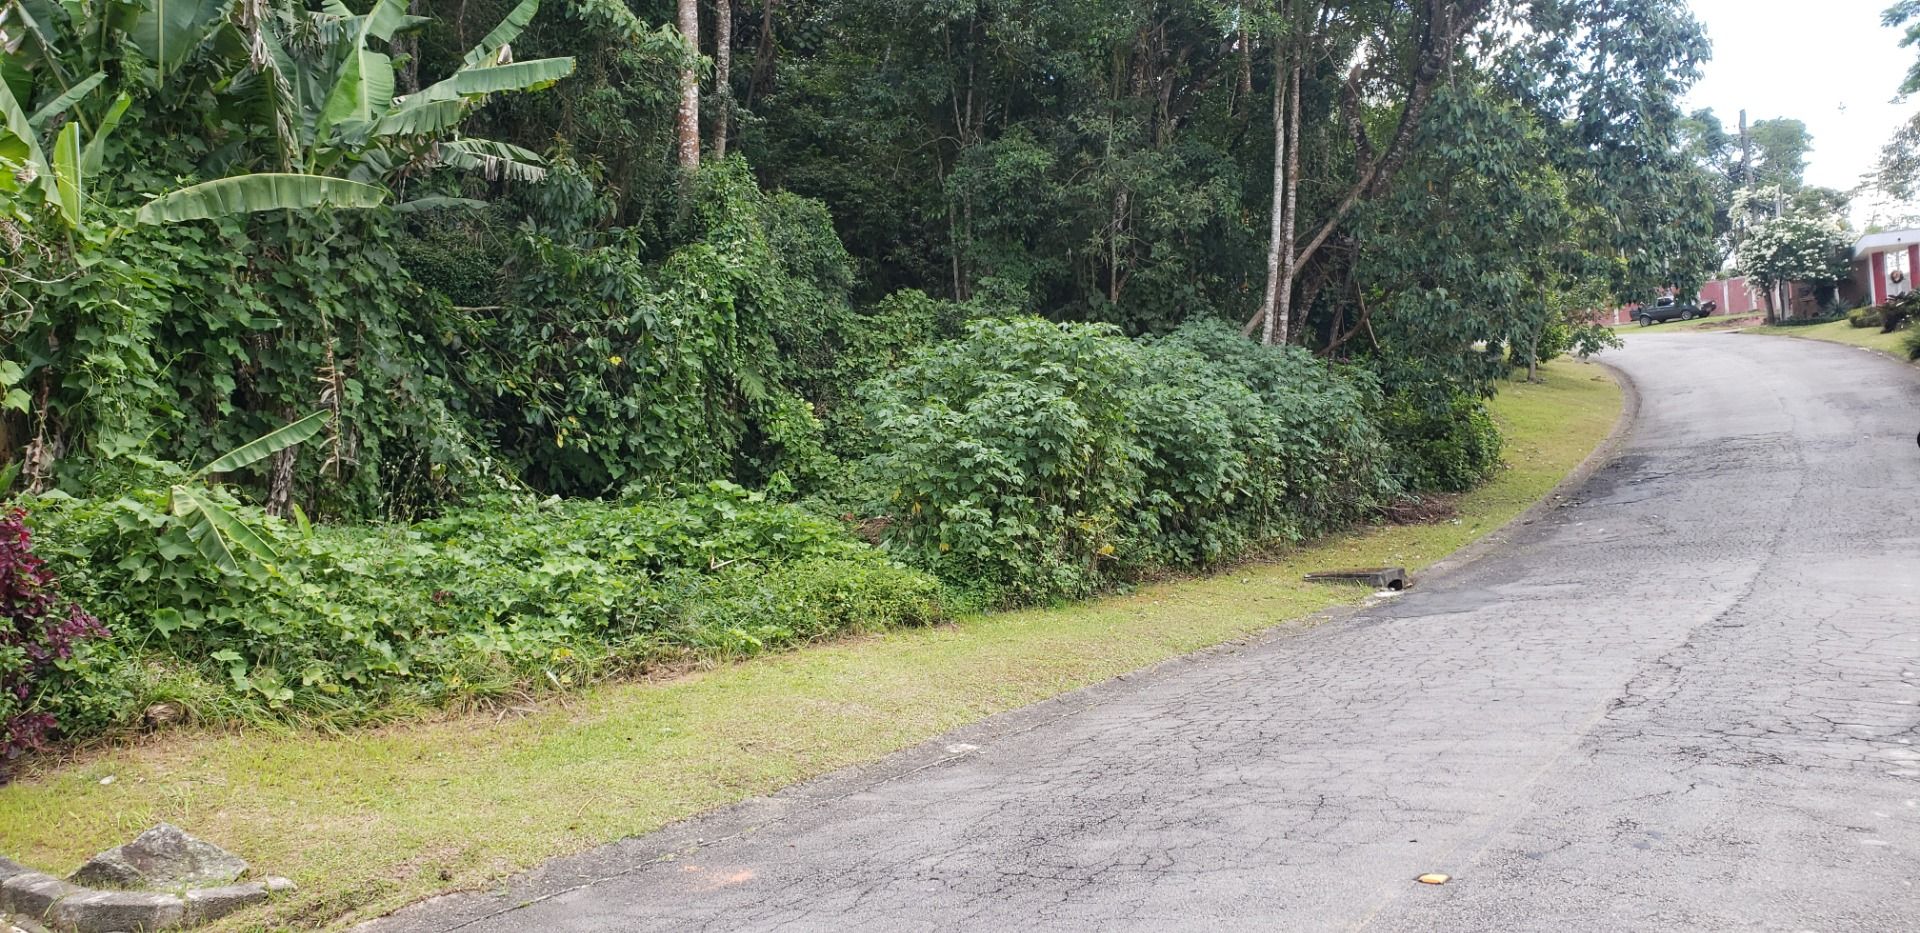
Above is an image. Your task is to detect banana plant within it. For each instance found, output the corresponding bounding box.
[167,411,328,574]
[0,0,572,228]
[234,0,571,184]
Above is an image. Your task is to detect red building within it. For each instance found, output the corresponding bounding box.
[1846,229,1920,307]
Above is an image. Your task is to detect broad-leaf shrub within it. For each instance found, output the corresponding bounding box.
[859,318,1397,603]
[21,481,942,738]
[1,509,107,767]
[1383,393,1504,494]
[1154,322,1398,538]
[860,319,1146,602]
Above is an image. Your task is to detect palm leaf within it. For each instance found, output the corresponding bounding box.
[0,460,20,498]
[365,0,417,42]
[199,410,328,474]
[315,46,395,145]
[2,0,66,69]
[135,174,387,224]
[461,0,540,67]
[25,69,102,127]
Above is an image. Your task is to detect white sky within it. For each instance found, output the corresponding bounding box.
[1683,0,1916,225]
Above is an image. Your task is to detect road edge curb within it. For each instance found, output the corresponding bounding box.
[1414,357,1638,583]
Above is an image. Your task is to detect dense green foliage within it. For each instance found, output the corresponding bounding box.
[860,319,1393,601]
[21,479,940,735]
[0,0,1723,754]
[1,508,108,760]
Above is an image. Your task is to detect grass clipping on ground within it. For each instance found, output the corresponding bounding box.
[0,360,1623,931]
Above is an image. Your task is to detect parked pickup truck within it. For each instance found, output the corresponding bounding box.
[1636,296,1718,326]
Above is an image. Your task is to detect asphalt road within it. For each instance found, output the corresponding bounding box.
[366,333,1920,932]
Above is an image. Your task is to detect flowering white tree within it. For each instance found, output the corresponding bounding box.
[1734,215,1851,319]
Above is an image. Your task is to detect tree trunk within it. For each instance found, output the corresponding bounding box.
[266,444,297,519]
[676,0,701,178]
[399,0,423,94]
[1246,0,1495,339]
[1274,61,1302,345]
[1257,41,1289,345]
[746,0,779,109]
[713,0,733,160]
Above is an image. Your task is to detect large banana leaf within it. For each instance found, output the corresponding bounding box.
[404,57,574,106]
[169,485,279,574]
[26,70,102,127]
[135,173,387,224]
[393,195,487,212]
[438,137,547,182]
[80,92,129,174]
[0,75,52,202]
[1,0,66,71]
[50,119,78,222]
[370,97,466,138]
[200,410,328,474]
[313,0,406,147]
[130,0,229,82]
[461,0,540,67]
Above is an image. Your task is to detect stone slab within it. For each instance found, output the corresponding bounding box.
[47,890,184,933]
[183,883,268,924]
[1,873,80,920]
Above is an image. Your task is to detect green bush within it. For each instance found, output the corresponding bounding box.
[1906,325,1920,361]
[1384,393,1504,494]
[857,318,1397,603]
[18,479,943,740]
[859,318,1144,602]
[1849,306,1886,329]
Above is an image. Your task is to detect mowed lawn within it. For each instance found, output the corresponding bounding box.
[1745,319,1915,361]
[0,360,1624,931]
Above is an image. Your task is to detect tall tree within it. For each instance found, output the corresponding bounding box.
[1245,0,1499,343]
[678,0,702,174]
[714,0,735,159]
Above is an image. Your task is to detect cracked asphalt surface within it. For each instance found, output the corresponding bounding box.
[366,333,1920,932]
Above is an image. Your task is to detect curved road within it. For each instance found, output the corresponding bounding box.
[370,333,1920,932]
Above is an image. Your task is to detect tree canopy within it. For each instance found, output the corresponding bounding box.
[2,0,1725,510]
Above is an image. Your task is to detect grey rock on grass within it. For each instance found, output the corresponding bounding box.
[68,824,247,890]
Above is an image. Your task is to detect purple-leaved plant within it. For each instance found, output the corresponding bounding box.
[1,507,107,768]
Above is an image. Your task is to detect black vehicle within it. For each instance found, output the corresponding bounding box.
[1637,296,1718,326]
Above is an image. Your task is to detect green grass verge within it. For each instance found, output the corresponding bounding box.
[1613,312,1764,334]
[0,360,1624,931]
[1744,319,1916,361]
